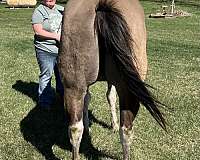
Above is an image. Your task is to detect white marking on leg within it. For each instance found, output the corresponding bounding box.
[119,126,133,160]
[69,120,84,160]
[107,85,119,131]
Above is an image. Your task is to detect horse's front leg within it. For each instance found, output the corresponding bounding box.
[106,83,119,132]
[64,88,86,160]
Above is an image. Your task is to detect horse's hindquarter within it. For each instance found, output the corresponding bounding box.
[95,0,147,82]
[119,0,147,80]
[59,0,147,89]
[59,0,100,87]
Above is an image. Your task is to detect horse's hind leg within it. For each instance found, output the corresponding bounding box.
[118,90,140,160]
[64,88,86,160]
[106,83,119,131]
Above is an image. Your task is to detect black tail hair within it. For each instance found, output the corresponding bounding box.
[94,0,167,130]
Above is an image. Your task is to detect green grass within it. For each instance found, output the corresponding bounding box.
[0,1,200,160]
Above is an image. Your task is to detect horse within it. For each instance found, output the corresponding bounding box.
[58,0,166,159]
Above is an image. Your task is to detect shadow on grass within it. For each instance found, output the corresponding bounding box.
[88,110,112,130]
[12,80,117,160]
[12,80,39,102]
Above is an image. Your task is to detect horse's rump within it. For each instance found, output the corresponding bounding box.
[59,0,147,87]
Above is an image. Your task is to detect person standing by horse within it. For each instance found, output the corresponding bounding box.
[31,0,64,109]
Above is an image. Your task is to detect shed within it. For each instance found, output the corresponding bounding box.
[7,0,37,7]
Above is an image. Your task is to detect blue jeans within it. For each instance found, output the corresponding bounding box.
[35,48,63,108]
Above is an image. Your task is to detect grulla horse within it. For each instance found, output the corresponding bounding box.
[58,0,166,159]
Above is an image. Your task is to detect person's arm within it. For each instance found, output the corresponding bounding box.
[32,23,61,42]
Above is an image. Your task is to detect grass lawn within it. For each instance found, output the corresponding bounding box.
[0,0,200,159]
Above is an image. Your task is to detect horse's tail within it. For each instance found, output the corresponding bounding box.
[94,0,167,130]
